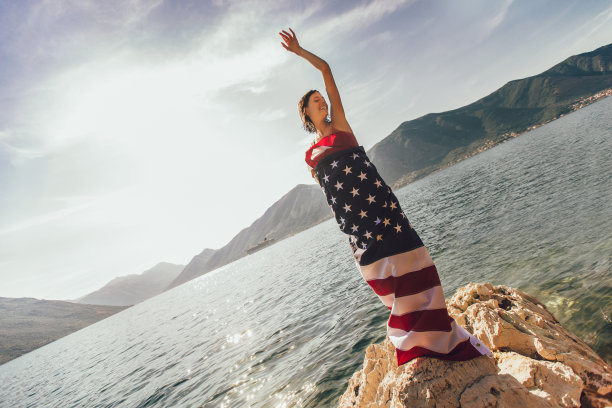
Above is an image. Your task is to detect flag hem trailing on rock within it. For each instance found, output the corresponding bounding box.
[307,143,492,366]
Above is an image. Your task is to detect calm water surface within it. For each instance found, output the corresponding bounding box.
[1,97,610,407]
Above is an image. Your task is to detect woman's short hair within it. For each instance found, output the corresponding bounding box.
[298,89,330,133]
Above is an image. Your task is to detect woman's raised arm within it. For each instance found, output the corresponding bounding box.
[279,28,351,131]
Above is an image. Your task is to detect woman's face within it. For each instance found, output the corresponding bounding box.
[305,91,328,125]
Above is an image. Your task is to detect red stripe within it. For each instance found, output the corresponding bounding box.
[395,265,441,297]
[304,132,359,168]
[387,309,453,332]
[366,264,441,297]
[366,277,394,296]
[395,339,483,366]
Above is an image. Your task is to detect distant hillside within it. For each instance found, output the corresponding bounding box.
[77,262,184,306]
[0,297,126,365]
[167,184,331,290]
[368,43,612,188]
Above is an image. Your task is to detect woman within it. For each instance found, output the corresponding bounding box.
[279,28,492,366]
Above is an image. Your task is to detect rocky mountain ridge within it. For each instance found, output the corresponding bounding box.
[166,183,331,290]
[165,43,612,291]
[368,43,612,188]
[76,262,184,306]
[39,44,612,308]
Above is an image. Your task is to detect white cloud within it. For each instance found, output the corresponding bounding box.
[0,130,46,165]
[249,108,287,121]
[24,0,164,30]
[0,0,163,67]
[321,0,414,34]
[0,201,96,236]
[3,0,612,299]
[484,0,514,34]
[356,30,393,50]
[3,30,288,163]
[570,4,612,47]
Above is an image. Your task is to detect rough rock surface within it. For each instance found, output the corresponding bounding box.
[338,282,612,408]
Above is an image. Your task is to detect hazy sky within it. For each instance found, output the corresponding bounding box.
[1,0,611,300]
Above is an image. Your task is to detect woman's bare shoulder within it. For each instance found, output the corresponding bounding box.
[332,121,354,135]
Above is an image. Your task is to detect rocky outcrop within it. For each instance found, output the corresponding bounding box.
[338,283,612,408]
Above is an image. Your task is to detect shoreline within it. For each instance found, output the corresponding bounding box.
[390,89,612,191]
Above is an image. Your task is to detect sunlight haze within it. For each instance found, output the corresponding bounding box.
[1,0,611,299]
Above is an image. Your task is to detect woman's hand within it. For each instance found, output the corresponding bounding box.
[281,27,350,135]
[279,28,301,55]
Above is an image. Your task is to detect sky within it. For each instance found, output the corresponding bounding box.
[1,0,611,300]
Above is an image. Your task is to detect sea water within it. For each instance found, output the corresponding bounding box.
[1,97,610,407]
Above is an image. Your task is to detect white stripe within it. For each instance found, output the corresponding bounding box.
[311,145,332,160]
[356,260,394,308]
[387,320,471,353]
[359,246,434,281]
[377,293,394,308]
[391,285,447,316]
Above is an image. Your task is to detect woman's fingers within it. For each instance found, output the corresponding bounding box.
[280,29,296,40]
[281,36,290,49]
[279,28,299,53]
[279,33,292,44]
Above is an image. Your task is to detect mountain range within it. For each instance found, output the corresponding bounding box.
[2,43,611,365]
[76,262,185,306]
[166,42,612,292]
[369,43,612,187]
[0,297,127,365]
[166,183,332,289]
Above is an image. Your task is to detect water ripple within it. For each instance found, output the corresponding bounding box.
[0,97,610,407]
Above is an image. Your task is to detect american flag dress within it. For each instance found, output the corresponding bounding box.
[305,128,492,366]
